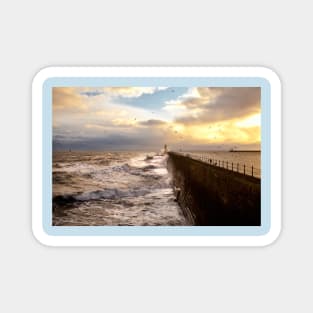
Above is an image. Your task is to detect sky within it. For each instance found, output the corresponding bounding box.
[53,86,261,151]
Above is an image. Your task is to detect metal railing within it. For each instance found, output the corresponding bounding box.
[173,152,261,178]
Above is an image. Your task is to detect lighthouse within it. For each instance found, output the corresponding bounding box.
[164,144,168,154]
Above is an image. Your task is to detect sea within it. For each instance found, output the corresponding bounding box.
[53,150,260,226]
[53,151,188,226]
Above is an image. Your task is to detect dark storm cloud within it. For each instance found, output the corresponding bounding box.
[176,87,260,124]
[53,132,167,151]
[139,119,167,126]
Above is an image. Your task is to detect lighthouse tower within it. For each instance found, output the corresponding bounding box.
[163,144,168,154]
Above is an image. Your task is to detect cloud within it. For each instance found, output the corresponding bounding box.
[53,129,171,151]
[53,87,88,111]
[103,87,167,98]
[80,90,104,97]
[172,87,260,124]
[53,87,155,112]
[53,86,261,150]
[139,119,167,126]
[53,87,169,114]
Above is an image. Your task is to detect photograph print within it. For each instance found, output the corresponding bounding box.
[52,86,261,227]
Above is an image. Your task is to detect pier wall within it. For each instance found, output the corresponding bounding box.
[167,152,261,226]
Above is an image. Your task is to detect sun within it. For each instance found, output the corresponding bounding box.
[236,113,261,128]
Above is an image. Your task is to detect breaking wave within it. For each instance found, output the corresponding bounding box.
[53,187,151,204]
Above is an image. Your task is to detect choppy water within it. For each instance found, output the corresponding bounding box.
[53,151,188,226]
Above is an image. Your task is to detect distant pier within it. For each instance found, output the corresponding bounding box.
[167,152,261,226]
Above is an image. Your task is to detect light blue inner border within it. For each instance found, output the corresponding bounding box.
[43,77,270,236]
